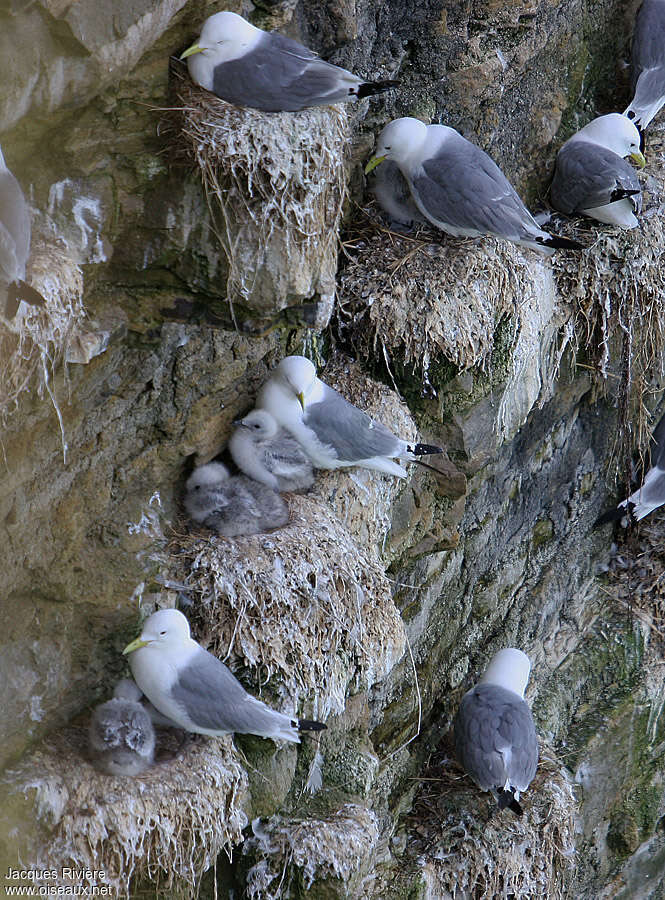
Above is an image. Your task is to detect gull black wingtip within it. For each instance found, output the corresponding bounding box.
[497,788,524,817]
[356,79,401,100]
[412,442,444,457]
[536,235,584,251]
[297,719,327,733]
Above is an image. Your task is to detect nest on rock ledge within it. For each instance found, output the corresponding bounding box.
[402,737,577,899]
[172,72,349,322]
[0,235,84,430]
[2,727,248,896]
[168,487,407,724]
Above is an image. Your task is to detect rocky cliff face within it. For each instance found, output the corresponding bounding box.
[1,0,665,897]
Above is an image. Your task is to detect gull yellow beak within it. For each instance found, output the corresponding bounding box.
[180,42,205,60]
[297,391,306,411]
[122,636,149,655]
[630,150,647,168]
[364,154,387,175]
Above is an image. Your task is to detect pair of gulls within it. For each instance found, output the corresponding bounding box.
[181,11,650,249]
[101,608,539,816]
[184,355,442,537]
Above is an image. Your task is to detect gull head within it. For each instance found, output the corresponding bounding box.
[273,356,318,410]
[365,117,428,173]
[234,409,280,439]
[479,648,532,698]
[123,608,191,656]
[573,113,646,167]
[185,462,230,493]
[180,11,258,62]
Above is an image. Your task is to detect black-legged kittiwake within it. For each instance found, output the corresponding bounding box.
[454,648,539,816]
[596,411,665,526]
[184,461,289,537]
[88,678,156,776]
[550,114,646,228]
[625,0,665,130]
[180,11,399,112]
[123,608,326,743]
[369,159,427,229]
[365,117,582,254]
[228,408,315,493]
[0,145,45,320]
[256,355,443,478]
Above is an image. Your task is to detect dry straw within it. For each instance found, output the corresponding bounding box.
[174,76,349,318]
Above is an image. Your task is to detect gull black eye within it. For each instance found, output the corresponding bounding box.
[160,630,167,636]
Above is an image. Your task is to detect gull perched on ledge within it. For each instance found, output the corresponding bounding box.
[256,355,443,478]
[180,11,399,112]
[124,609,326,743]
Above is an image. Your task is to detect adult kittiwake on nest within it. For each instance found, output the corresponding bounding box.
[229,409,315,493]
[596,411,665,526]
[550,114,645,228]
[180,11,399,112]
[256,355,443,478]
[123,608,326,743]
[454,648,539,816]
[0,145,46,321]
[365,117,582,254]
[625,0,665,130]
[88,678,156,776]
[184,461,289,536]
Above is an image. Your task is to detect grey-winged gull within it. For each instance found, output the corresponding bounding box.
[550,114,645,228]
[228,408,315,493]
[180,11,399,112]
[596,411,665,526]
[184,461,289,537]
[625,0,665,130]
[123,608,326,743]
[454,648,539,815]
[0,145,45,320]
[365,117,582,254]
[88,678,156,776]
[256,355,443,478]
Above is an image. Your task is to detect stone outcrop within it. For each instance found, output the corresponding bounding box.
[1,0,665,897]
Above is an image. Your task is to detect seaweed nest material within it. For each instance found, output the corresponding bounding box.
[175,76,349,320]
[169,489,406,723]
[2,727,248,896]
[404,744,577,899]
[0,236,84,429]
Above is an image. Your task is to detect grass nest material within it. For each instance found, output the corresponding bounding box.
[244,802,380,899]
[552,130,665,482]
[168,488,406,723]
[0,235,84,432]
[174,74,349,316]
[404,736,577,899]
[335,208,552,378]
[3,726,248,896]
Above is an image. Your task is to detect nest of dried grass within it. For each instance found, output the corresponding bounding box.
[169,489,406,723]
[245,802,380,899]
[0,236,85,434]
[3,726,248,896]
[406,742,577,899]
[174,75,349,320]
[336,211,551,377]
[552,135,665,476]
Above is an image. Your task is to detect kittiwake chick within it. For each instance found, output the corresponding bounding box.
[184,461,289,536]
[228,408,315,493]
[88,678,156,776]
